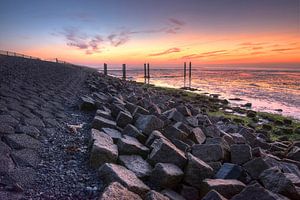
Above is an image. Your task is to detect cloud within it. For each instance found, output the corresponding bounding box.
[181,50,227,59]
[271,48,299,52]
[169,18,185,26]
[149,48,181,56]
[239,42,267,46]
[107,31,130,47]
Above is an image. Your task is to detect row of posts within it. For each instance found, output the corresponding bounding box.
[102,62,192,88]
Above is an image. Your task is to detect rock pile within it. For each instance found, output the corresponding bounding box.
[82,72,300,199]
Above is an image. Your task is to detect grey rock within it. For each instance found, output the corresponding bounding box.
[189,127,206,144]
[0,124,15,134]
[92,116,117,130]
[96,109,113,120]
[145,190,170,200]
[204,125,221,138]
[202,189,227,200]
[11,149,40,167]
[16,125,40,138]
[180,185,199,200]
[191,144,224,162]
[98,163,150,196]
[101,127,122,142]
[215,163,243,180]
[148,138,187,168]
[24,118,45,128]
[201,179,246,199]
[176,105,192,116]
[161,189,186,200]
[149,163,184,189]
[230,144,252,165]
[99,182,142,200]
[184,153,213,188]
[163,108,185,123]
[0,153,15,174]
[163,125,189,142]
[119,155,152,178]
[89,129,118,169]
[243,157,271,179]
[4,134,41,149]
[80,96,96,111]
[123,124,147,143]
[9,167,37,188]
[0,115,19,127]
[145,130,168,147]
[135,115,164,135]
[116,111,132,128]
[287,147,300,162]
[117,135,149,157]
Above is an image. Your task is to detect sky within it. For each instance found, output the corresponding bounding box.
[0,0,299,68]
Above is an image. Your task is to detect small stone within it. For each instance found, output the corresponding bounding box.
[201,179,245,199]
[99,182,142,200]
[148,138,187,168]
[117,135,149,157]
[119,155,152,178]
[134,115,164,135]
[230,144,252,165]
[149,163,184,189]
[98,163,150,196]
[116,111,132,128]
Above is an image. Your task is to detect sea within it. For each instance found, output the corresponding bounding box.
[101,66,300,120]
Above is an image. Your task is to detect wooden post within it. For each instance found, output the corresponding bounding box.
[183,62,187,88]
[122,64,126,80]
[14,52,16,56]
[6,51,8,56]
[144,63,147,83]
[104,63,108,75]
[189,62,192,88]
[147,63,150,84]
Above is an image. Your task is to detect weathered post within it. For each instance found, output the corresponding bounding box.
[144,63,147,83]
[104,63,108,75]
[122,64,126,80]
[189,62,192,88]
[184,62,187,88]
[56,58,58,63]
[14,52,16,56]
[147,63,150,84]
[6,51,8,56]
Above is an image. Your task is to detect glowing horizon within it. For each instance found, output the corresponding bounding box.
[0,0,299,68]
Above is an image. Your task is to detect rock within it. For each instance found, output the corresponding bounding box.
[16,125,40,138]
[133,106,150,116]
[123,124,147,143]
[145,130,168,147]
[180,185,199,200]
[9,167,37,188]
[96,109,113,120]
[80,96,96,111]
[287,147,300,162]
[99,182,142,200]
[110,104,127,118]
[176,105,192,116]
[0,124,14,134]
[230,133,246,144]
[0,140,11,155]
[149,163,184,189]
[148,138,187,169]
[89,129,118,169]
[0,153,15,174]
[98,163,150,196]
[201,179,246,199]
[284,173,300,187]
[259,167,300,200]
[203,125,221,138]
[189,127,206,144]
[231,184,289,200]
[4,134,41,149]
[101,128,122,142]
[11,149,40,167]
[117,135,149,157]
[119,155,152,179]
[134,115,164,135]
[208,162,222,174]
[230,144,252,165]
[243,157,271,179]
[0,115,19,127]
[163,125,189,142]
[24,118,45,128]
[145,190,170,200]
[184,153,213,188]
[161,189,186,200]
[173,122,192,135]
[163,108,186,123]
[191,144,224,162]
[186,116,199,127]
[172,139,190,152]
[92,116,117,130]
[116,111,133,128]
[202,190,227,200]
[215,163,243,180]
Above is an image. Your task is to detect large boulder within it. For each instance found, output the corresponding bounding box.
[184,153,213,188]
[203,125,221,138]
[116,111,133,128]
[92,116,117,130]
[98,163,150,196]
[201,179,246,199]
[148,138,187,169]
[145,190,169,200]
[117,135,149,157]
[122,124,147,143]
[135,115,164,135]
[202,190,228,200]
[191,144,224,162]
[259,167,300,200]
[145,130,168,147]
[161,189,186,200]
[149,163,184,189]
[163,125,189,142]
[119,155,152,179]
[80,96,96,111]
[231,184,289,200]
[99,182,142,200]
[230,144,252,165]
[180,184,200,200]
[4,134,41,150]
[243,157,271,179]
[215,163,243,180]
[89,129,118,169]
[101,128,122,142]
[189,127,206,144]
[11,149,40,168]
[163,108,186,123]
[287,147,300,162]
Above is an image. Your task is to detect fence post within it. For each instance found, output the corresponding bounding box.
[6,51,8,56]
[104,63,108,75]
[183,62,186,88]
[122,64,126,80]
[144,63,147,83]
[147,63,150,84]
[189,62,192,88]
[14,52,16,56]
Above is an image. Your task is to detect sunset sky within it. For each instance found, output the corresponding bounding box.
[0,0,299,68]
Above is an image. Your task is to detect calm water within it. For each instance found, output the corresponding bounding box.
[104,68,300,120]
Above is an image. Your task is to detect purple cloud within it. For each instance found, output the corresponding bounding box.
[107,31,130,47]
